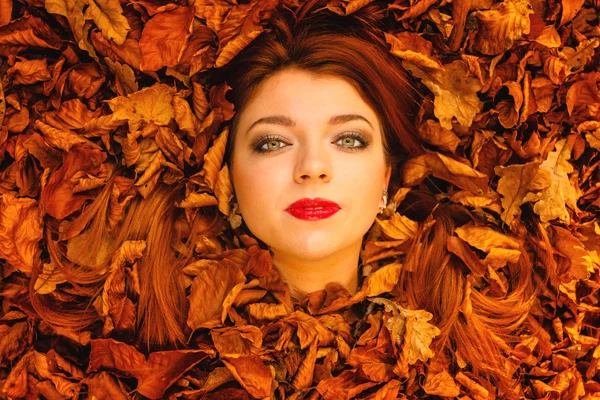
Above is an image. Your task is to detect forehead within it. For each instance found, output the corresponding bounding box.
[238,69,379,126]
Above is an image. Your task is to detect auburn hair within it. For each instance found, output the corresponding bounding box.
[217,0,536,394]
[31,0,538,395]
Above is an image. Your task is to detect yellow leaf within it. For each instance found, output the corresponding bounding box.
[494,160,552,225]
[107,83,176,132]
[214,163,233,216]
[533,138,582,223]
[402,151,488,195]
[360,262,403,297]
[534,25,561,48]
[403,60,482,129]
[375,213,419,241]
[33,261,68,294]
[371,298,440,364]
[385,32,443,71]
[83,0,130,45]
[176,192,218,208]
[198,127,229,191]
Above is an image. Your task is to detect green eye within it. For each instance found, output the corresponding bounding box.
[253,132,369,154]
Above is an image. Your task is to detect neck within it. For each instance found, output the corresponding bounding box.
[270,239,362,301]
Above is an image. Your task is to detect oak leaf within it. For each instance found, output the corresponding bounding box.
[494,160,552,225]
[370,298,440,364]
[403,60,482,129]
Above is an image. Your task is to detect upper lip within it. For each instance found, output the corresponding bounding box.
[286,198,341,210]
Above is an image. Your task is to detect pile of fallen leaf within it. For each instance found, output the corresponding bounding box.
[1,0,599,398]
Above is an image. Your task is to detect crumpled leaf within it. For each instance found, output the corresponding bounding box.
[87,338,208,399]
[221,354,273,398]
[107,83,176,132]
[139,6,194,71]
[403,60,482,129]
[0,193,43,276]
[533,137,582,223]
[187,263,246,329]
[474,0,533,55]
[402,151,489,195]
[83,0,130,45]
[494,160,552,225]
[370,298,441,364]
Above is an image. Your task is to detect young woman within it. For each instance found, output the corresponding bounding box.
[29,0,537,398]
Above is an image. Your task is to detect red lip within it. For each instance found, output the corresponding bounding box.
[285,198,341,221]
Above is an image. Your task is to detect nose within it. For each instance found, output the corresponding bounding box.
[293,141,332,184]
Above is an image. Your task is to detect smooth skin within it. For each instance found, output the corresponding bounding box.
[230,68,391,299]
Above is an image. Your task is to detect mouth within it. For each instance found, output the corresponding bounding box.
[285,206,341,221]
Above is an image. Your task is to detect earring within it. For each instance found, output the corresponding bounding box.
[378,189,388,214]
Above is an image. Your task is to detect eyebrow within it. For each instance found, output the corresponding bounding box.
[247,114,374,132]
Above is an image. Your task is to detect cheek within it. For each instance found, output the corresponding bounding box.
[232,159,285,212]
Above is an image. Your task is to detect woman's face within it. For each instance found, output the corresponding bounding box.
[230,68,391,261]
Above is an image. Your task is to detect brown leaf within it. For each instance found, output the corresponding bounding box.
[83,371,128,400]
[139,6,194,71]
[0,193,43,276]
[211,325,263,357]
[214,0,279,68]
[187,263,246,329]
[221,354,274,398]
[474,0,533,55]
[402,151,489,195]
[0,321,33,367]
[87,338,209,399]
[385,32,443,70]
[40,145,107,219]
[291,338,317,389]
[7,58,51,84]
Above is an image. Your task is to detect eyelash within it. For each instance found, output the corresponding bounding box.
[252,132,370,154]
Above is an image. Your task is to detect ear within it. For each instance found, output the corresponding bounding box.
[384,164,392,191]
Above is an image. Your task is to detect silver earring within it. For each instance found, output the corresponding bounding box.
[378,189,388,214]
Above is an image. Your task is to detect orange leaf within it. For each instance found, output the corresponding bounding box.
[139,6,194,71]
[221,354,274,399]
[187,263,246,329]
[0,193,43,276]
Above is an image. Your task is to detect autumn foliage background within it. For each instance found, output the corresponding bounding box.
[1,0,600,398]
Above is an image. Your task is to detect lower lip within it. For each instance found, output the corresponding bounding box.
[285,207,340,220]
